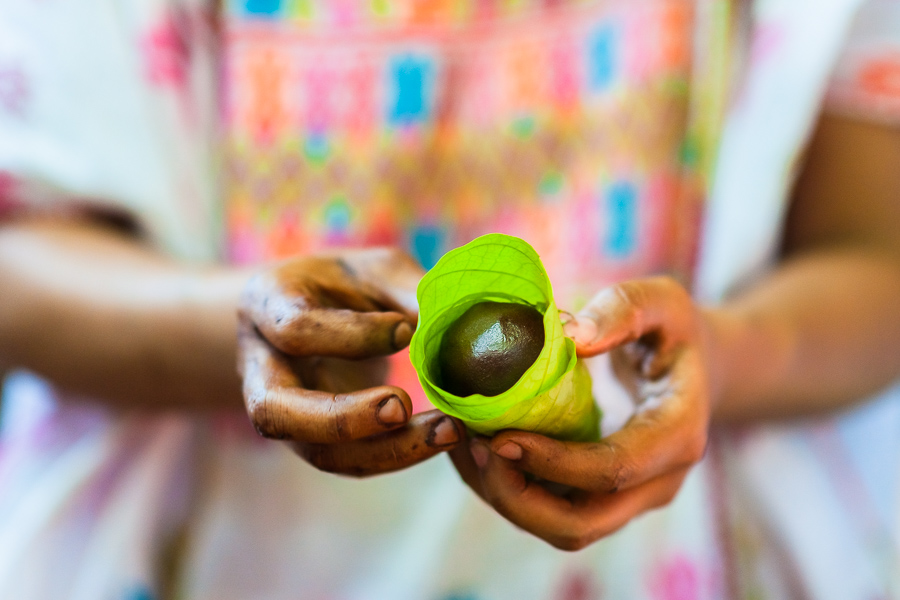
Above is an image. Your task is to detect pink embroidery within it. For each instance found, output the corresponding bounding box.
[550,35,580,112]
[650,555,700,600]
[625,8,654,83]
[461,57,498,128]
[749,23,785,67]
[304,62,336,134]
[0,66,29,117]
[227,212,263,265]
[330,0,357,27]
[344,58,377,140]
[140,10,192,91]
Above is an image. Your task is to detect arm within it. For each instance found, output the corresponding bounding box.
[710,114,900,420]
[0,215,462,472]
[453,115,900,550]
[0,217,246,411]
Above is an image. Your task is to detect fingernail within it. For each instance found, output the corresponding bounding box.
[376,395,408,427]
[470,439,489,468]
[393,321,413,350]
[428,416,461,447]
[563,318,580,338]
[571,317,598,345]
[495,441,523,461]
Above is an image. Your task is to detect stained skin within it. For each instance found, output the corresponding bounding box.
[438,301,545,397]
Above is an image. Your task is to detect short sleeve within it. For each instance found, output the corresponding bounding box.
[0,0,222,261]
[824,0,900,125]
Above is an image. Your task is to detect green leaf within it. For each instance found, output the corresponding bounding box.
[410,234,600,442]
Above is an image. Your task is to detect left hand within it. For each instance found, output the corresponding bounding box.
[450,277,712,550]
[238,248,464,477]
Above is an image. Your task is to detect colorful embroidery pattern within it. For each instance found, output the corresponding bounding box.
[224,0,706,310]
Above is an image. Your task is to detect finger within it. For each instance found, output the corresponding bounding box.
[473,438,689,551]
[335,248,424,314]
[248,380,414,444]
[299,356,388,394]
[566,277,694,360]
[298,255,416,318]
[470,438,582,547]
[295,411,464,477]
[254,304,415,359]
[488,353,709,492]
[242,264,417,359]
[449,435,485,498]
[240,321,414,442]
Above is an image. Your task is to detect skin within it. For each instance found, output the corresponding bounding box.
[449,115,900,550]
[0,229,463,473]
[237,249,464,474]
[0,114,898,547]
[0,219,247,411]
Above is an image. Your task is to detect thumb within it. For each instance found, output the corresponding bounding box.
[563,316,599,348]
[568,277,694,358]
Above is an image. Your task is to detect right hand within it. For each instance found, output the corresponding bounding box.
[237,248,464,477]
[449,277,711,550]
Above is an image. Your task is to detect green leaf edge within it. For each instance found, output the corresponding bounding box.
[409,233,601,441]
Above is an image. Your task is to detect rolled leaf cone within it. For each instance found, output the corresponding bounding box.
[409,234,601,442]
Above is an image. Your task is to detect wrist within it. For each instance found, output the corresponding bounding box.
[148,265,256,411]
[697,307,737,413]
[179,265,256,322]
[701,303,796,423]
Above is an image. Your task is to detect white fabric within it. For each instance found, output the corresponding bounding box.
[696,0,865,302]
[0,0,221,260]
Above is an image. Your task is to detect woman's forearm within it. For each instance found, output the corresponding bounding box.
[0,218,248,410]
[709,247,900,422]
[709,115,900,423]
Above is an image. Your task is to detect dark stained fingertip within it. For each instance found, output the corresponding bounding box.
[375,395,408,427]
[427,416,462,448]
[392,320,414,350]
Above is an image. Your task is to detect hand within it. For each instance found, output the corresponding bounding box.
[238,248,464,477]
[450,277,711,550]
